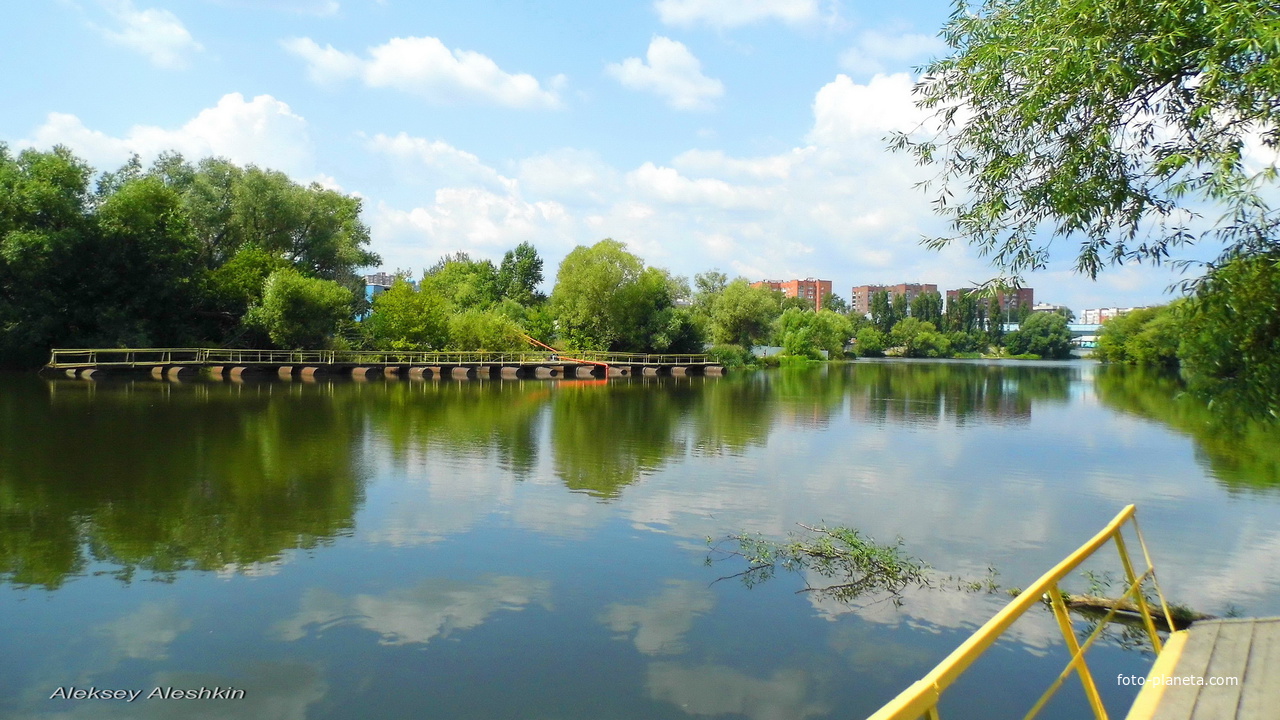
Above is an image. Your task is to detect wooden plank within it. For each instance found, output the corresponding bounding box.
[1192,619,1251,718]
[1238,619,1280,718]
[1148,620,1221,719]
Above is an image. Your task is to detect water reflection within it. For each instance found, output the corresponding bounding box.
[599,579,716,655]
[1093,365,1280,492]
[847,361,1073,426]
[274,576,552,646]
[2,363,1280,720]
[0,379,367,589]
[647,662,828,720]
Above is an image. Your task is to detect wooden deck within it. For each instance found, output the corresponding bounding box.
[1126,617,1280,720]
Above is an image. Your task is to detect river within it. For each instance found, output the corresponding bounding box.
[2,360,1278,719]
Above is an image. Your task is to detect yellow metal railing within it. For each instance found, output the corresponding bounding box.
[868,504,1172,720]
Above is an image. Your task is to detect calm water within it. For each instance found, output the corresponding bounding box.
[2,361,1279,719]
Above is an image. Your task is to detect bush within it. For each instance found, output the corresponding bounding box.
[1005,312,1073,359]
[705,344,755,369]
[890,318,952,358]
[854,327,887,357]
[246,268,354,349]
[1095,305,1180,367]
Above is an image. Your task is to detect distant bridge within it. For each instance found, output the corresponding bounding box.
[1002,323,1102,348]
[45,348,725,381]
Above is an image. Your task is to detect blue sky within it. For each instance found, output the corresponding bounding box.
[1,0,1218,312]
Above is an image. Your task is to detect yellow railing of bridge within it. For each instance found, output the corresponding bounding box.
[47,348,713,368]
[867,504,1172,720]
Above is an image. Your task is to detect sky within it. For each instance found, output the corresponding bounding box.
[0,0,1222,312]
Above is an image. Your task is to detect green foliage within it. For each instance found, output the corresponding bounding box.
[870,290,898,333]
[891,318,952,358]
[704,344,755,369]
[1179,254,1280,417]
[1095,305,1181,367]
[447,309,526,351]
[709,525,931,604]
[422,252,501,310]
[909,291,944,325]
[822,291,850,314]
[0,147,379,365]
[854,327,887,357]
[496,241,544,305]
[707,278,781,348]
[772,308,854,359]
[892,0,1280,281]
[363,280,450,350]
[246,268,354,349]
[548,239,692,352]
[1005,312,1074,359]
[947,330,986,354]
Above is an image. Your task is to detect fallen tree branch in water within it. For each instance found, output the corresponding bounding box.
[706,525,933,605]
[1062,593,1214,631]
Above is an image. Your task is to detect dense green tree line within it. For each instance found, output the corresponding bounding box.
[1096,256,1280,418]
[852,288,1072,360]
[0,145,377,367]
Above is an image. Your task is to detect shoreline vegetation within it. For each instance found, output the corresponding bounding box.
[3,146,1275,418]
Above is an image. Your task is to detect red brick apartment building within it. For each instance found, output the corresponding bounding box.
[945,287,1035,312]
[751,278,833,311]
[850,283,939,316]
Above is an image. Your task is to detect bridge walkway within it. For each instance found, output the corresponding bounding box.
[1126,617,1280,720]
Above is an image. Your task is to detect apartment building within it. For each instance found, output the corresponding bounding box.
[850,283,939,316]
[751,278,834,311]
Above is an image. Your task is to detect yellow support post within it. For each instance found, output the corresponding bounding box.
[1113,530,1163,652]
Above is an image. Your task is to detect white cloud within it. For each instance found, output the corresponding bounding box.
[20,93,315,178]
[361,72,1180,311]
[606,37,724,111]
[627,162,767,208]
[94,0,203,69]
[371,191,575,270]
[214,0,340,15]
[516,149,621,205]
[282,36,562,108]
[808,73,930,148]
[838,29,946,77]
[672,148,805,180]
[367,132,516,193]
[654,0,819,28]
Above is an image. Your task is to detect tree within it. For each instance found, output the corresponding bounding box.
[364,279,450,350]
[1178,254,1280,416]
[909,291,943,325]
[854,327,887,357]
[870,291,897,333]
[246,268,353,349]
[1094,305,1181,367]
[822,292,850,314]
[448,309,526,351]
[497,241,545,305]
[890,318,952,358]
[694,270,729,305]
[772,309,854,358]
[708,279,781,348]
[1005,312,1073,359]
[549,239,682,351]
[892,0,1280,281]
[422,252,501,309]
